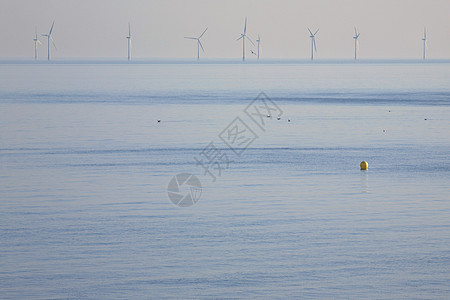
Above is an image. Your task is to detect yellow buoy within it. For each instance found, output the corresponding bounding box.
[360,161,368,170]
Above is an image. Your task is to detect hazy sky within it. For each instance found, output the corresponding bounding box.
[1,0,450,59]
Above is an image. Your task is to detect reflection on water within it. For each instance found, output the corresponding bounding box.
[361,171,369,193]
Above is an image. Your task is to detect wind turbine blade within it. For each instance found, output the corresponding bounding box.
[314,28,319,35]
[246,36,255,46]
[313,38,317,52]
[424,27,426,39]
[236,35,243,41]
[199,40,205,52]
[128,23,131,36]
[244,17,247,34]
[354,26,357,36]
[198,27,208,39]
[184,37,197,39]
[357,33,360,38]
[50,36,57,49]
[49,21,55,35]
[38,40,42,45]
[307,27,313,35]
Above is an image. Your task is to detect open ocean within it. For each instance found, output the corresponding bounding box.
[1,60,450,299]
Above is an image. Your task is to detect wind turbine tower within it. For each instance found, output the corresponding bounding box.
[237,17,255,61]
[184,28,208,60]
[256,34,261,60]
[308,28,319,61]
[42,21,55,61]
[126,23,132,61]
[353,27,360,60]
[33,27,41,60]
[422,27,427,60]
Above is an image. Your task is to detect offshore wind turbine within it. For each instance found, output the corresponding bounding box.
[184,27,208,60]
[237,17,255,61]
[353,27,360,60]
[422,27,427,60]
[33,27,41,60]
[126,23,132,61]
[42,21,56,60]
[256,34,261,59]
[307,27,319,61]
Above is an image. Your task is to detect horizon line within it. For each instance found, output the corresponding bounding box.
[1,57,450,65]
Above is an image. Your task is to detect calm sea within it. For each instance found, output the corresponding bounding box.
[1,60,450,299]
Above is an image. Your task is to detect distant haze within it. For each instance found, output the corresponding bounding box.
[1,0,450,59]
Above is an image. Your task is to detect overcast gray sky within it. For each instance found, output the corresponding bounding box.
[1,0,449,59]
